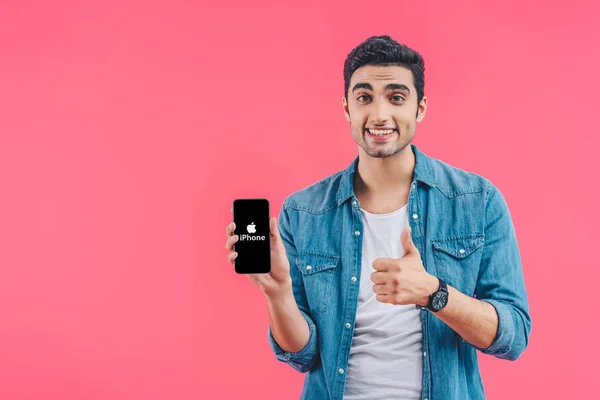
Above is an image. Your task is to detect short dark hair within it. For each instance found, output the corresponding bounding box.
[343,35,426,107]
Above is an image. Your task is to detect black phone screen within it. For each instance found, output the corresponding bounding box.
[233,198,271,274]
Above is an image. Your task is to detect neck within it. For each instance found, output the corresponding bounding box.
[354,145,415,198]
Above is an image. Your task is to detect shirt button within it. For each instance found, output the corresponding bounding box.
[355,230,360,236]
[412,214,418,219]
[306,265,312,270]
[459,248,465,254]
[423,351,427,357]
[339,368,344,374]
[353,200,357,206]
[345,323,351,328]
[351,276,357,282]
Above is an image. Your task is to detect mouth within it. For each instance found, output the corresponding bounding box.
[365,128,397,141]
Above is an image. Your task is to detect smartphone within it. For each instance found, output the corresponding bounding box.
[232,198,271,274]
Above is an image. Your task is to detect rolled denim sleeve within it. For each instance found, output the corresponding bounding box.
[267,201,319,373]
[473,181,532,361]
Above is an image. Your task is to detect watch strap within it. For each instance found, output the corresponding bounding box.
[426,277,448,312]
[438,278,448,294]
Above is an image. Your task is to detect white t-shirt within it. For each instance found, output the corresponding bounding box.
[343,204,423,400]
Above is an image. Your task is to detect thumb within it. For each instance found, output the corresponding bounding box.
[270,217,286,251]
[270,217,281,243]
[401,225,417,256]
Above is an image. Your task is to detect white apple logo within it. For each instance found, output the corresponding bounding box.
[247,222,256,233]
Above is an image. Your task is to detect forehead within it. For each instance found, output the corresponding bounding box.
[350,65,414,89]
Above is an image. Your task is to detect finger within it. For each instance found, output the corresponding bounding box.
[372,283,387,295]
[370,271,387,284]
[372,258,393,272]
[376,294,389,303]
[228,251,238,263]
[226,222,236,236]
[226,234,239,251]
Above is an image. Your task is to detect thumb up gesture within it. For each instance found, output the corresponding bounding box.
[370,225,438,307]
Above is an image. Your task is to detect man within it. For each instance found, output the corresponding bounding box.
[225,35,531,400]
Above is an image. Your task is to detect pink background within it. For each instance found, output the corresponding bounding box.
[1,1,599,399]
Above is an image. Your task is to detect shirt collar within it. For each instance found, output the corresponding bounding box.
[336,143,437,205]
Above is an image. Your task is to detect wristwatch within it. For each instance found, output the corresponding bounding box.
[425,277,449,312]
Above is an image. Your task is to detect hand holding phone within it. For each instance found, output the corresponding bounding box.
[225,199,292,297]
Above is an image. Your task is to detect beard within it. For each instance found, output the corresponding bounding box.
[359,129,411,158]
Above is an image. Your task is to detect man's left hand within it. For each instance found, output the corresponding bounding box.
[371,225,439,307]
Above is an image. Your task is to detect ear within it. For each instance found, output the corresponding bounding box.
[416,96,427,122]
[342,96,350,122]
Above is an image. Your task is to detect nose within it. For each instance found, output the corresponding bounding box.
[370,99,393,125]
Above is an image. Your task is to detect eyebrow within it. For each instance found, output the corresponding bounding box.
[351,82,411,94]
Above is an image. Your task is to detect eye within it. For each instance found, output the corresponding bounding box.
[357,94,404,102]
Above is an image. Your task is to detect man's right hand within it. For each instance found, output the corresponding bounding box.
[226,216,293,298]
[227,211,312,358]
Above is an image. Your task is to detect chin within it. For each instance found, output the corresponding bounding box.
[365,148,395,158]
[367,144,408,159]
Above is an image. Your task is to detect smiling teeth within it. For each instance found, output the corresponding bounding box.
[369,129,395,136]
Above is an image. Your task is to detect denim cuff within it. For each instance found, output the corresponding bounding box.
[267,309,318,372]
[476,299,515,356]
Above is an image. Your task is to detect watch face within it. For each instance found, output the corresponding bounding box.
[432,292,448,310]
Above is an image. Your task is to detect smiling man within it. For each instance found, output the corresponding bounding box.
[260,35,531,400]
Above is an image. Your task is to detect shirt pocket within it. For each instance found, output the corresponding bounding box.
[295,251,340,316]
[431,234,484,297]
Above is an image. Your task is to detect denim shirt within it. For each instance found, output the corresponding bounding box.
[267,143,531,400]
